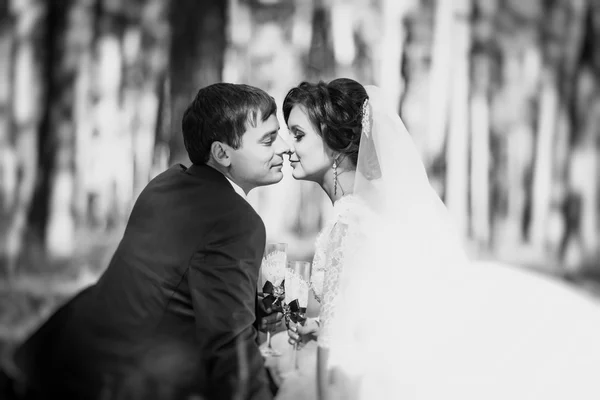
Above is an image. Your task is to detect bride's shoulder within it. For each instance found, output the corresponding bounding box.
[334,195,368,220]
[333,194,362,212]
[316,195,366,246]
[327,196,369,239]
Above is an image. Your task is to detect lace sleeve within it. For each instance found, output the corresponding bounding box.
[318,221,351,349]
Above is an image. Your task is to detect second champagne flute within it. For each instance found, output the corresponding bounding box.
[285,260,312,370]
[259,243,287,358]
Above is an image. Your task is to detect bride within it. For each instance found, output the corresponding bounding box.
[274,78,373,400]
[275,78,600,400]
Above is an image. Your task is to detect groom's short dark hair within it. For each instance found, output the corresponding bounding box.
[182,83,277,165]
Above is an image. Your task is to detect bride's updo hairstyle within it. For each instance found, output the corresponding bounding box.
[283,78,368,167]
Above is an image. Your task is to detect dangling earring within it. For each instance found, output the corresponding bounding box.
[333,158,339,196]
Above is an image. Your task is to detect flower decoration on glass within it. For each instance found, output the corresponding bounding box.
[283,267,310,326]
[260,249,287,311]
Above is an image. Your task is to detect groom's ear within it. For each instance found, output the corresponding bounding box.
[210,141,232,167]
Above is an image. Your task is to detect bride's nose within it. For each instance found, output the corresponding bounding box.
[287,142,296,157]
[283,136,296,156]
[274,134,292,156]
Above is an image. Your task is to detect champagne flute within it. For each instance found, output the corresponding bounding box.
[259,243,287,358]
[285,260,311,370]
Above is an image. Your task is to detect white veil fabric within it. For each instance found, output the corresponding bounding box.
[325,86,600,400]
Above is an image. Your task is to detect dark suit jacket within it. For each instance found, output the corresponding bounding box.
[20,164,271,400]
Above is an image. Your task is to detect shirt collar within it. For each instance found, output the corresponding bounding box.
[225,177,247,199]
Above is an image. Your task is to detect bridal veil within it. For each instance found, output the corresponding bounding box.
[326,85,600,400]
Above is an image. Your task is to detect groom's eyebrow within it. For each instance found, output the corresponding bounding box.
[259,128,280,141]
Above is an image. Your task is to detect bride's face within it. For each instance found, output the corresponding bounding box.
[286,105,334,182]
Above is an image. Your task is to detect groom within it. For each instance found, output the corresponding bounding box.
[11,83,290,400]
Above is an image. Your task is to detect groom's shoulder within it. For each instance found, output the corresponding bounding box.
[141,164,224,195]
[143,164,187,187]
[136,164,263,219]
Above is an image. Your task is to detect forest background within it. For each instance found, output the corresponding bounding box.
[1,0,599,356]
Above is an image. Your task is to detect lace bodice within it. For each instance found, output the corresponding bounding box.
[310,195,364,348]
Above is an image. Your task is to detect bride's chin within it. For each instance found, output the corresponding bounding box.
[291,171,306,181]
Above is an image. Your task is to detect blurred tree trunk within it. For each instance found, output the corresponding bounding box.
[352,1,377,85]
[490,2,540,252]
[401,4,435,180]
[43,0,95,259]
[224,0,252,83]
[530,70,558,248]
[564,0,600,269]
[501,52,539,250]
[153,74,171,178]
[425,0,453,171]
[530,0,577,250]
[0,0,14,274]
[331,0,356,78]
[568,82,600,268]
[469,0,496,248]
[329,0,383,84]
[87,0,127,229]
[554,0,587,185]
[307,0,336,80]
[3,0,46,276]
[123,0,170,199]
[548,0,587,265]
[0,0,14,213]
[375,0,415,111]
[72,1,95,222]
[169,0,227,166]
[445,0,471,238]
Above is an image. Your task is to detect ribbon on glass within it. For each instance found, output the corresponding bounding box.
[284,299,307,324]
[262,280,285,310]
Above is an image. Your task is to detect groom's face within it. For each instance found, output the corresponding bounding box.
[228,113,290,190]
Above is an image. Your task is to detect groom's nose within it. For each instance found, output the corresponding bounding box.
[274,134,292,156]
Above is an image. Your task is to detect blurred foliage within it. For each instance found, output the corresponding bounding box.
[0,0,599,350]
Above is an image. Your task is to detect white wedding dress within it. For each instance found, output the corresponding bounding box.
[274,85,600,400]
[273,194,367,400]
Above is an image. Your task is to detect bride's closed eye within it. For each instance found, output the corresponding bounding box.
[292,130,304,142]
[289,126,305,142]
